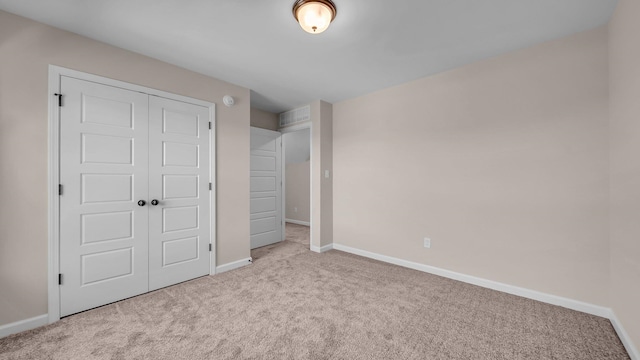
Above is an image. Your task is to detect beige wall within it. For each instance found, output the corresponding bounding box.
[285,161,311,223]
[609,0,640,351]
[311,100,333,248]
[250,108,279,131]
[333,27,610,306]
[0,11,250,326]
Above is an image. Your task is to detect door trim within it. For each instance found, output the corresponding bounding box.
[48,65,217,323]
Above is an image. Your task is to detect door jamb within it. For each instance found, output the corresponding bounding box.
[48,65,217,324]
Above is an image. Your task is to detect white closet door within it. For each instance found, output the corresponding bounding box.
[148,96,210,291]
[59,77,149,317]
[250,127,282,249]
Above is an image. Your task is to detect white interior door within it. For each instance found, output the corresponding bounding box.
[250,127,282,249]
[148,96,210,291]
[58,74,212,316]
[59,76,149,317]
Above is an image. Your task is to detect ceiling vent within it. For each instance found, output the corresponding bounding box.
[279,105,310,127]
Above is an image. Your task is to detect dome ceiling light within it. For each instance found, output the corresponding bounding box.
[292,0,337,34]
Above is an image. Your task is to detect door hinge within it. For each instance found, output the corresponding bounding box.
[209,243,212,252]
[209,122,212,130]
[209,183,212,191]
[58,274,63,285]
[58,184,63,196]
[54,93,62,107]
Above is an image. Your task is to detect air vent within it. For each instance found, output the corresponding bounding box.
[279,105,310,127]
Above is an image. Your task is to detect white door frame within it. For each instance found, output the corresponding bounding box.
[279,122,312,251]
[47,65,216,323]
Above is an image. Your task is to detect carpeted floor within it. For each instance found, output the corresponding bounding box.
[0,223,629,359]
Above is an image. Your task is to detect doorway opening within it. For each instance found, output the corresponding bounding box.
[248,122,312,262]
[282,127,311,249]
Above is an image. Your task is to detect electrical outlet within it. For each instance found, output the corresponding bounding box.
[423,237,431,248]
[294,207,298,213]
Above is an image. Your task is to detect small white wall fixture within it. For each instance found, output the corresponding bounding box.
[223,95,235,107]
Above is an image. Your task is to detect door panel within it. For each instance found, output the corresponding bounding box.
[148,96,210,291]
[163,142,199,167]
[81,211,133,244]
[82,134,133,164]
[163,175,198,199]
[250,177,276,191]
[82,94,135,128]
[250,127,282,249]
[163,237,199,266]
[59,76,149,317]
[163,206,199,233]
[81,247,133,284]
[251,216,277,234]
[251,197,276,213]
[81,174,133,203]
[251,155,276,171]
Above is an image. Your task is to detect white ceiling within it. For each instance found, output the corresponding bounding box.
[0,0,618,113]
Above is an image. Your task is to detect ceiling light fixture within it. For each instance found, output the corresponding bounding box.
[292,0,337,35]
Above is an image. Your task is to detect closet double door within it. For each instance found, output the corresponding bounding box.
[59,76,211,317]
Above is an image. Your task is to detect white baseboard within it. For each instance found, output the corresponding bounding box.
[216,257,253,274]
[610,310,639,360]
[285,219,310,226]
[311,243,334,253]
[0,314,48,339]
[332,243,610,317]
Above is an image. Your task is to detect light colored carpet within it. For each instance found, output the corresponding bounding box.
[0,223,629,359]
